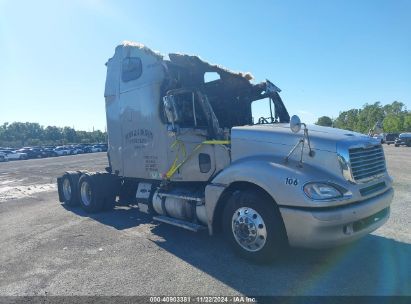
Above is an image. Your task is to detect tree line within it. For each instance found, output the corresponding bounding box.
[315,101,411,133]
[0,122,107,148]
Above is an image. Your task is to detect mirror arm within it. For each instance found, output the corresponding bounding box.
[285,138,304,165]
[192,92,197,127]
[285,123,315,166]
[304,124,314,157]
[269,97,274,123]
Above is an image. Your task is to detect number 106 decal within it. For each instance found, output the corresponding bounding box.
[285,177,298,186]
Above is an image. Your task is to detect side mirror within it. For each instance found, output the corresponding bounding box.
[163,95,179,125]
[290,115,301,133]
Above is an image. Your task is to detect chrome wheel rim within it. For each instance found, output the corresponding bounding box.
[80,181,92,206]
[232,207,267,252]
[62,178,72,201]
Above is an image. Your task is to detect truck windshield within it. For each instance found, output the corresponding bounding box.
[251,97,277,124]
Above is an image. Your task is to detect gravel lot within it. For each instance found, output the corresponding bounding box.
[0,147,410,296]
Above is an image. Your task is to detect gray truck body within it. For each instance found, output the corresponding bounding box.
[58,42,393,261]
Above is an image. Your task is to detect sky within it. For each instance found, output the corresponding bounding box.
[0,0,410,131]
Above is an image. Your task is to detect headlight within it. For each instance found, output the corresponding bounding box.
[303,183,343,200]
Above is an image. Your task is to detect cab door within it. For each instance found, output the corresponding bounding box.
[164,90,223,182]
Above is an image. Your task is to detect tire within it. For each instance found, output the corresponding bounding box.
[78,173,104,213]
[100,173,118,211]
[61,172,80,206]
[395,144,399,147]
[222,189,287,263]
[78,172,117,213]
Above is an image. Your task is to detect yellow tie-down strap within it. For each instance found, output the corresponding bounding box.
[165,139,230,179]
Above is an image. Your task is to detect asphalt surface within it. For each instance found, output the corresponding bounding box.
[0,148,410,296]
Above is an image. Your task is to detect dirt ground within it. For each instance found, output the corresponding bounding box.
[0,147,410,296]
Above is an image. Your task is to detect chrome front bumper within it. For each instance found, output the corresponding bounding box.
[279,188,394,248]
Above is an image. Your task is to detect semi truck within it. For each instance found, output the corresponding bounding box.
[57,42,394,262]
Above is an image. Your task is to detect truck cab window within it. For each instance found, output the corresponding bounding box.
[251,97,276,124]
[122,57,142,82]
[168,92,208,128]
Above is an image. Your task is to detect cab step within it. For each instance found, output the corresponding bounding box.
[153,215,207,232]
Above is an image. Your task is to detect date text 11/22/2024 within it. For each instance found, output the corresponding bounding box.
[149,296,256,303]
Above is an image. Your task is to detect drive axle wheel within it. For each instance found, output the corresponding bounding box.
[61,172,80,207]
[78,172,117,213]
[78,173,104,213]
[223,189,287,263]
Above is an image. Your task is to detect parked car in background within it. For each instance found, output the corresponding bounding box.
[69,145,84,155]
[100,144,108,152]
[82,145,93,153]
[395,133,411,147]
[94,143,108,152]
[53,146,71,156]
[16,147,44,159]
[35,147,51,158]
[384,133,400,145]
[42,147,58,157]
[0,152,8,162]
[91,145,103,152]
[0,150,28,160]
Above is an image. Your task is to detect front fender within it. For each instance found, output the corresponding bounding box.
[204,155,353,234]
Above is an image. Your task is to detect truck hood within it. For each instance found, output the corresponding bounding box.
[231,123,376,152]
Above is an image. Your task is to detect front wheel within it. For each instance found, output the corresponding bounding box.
[223,189,287,263]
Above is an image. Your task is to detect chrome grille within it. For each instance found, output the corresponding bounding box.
[349,145,386,182]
